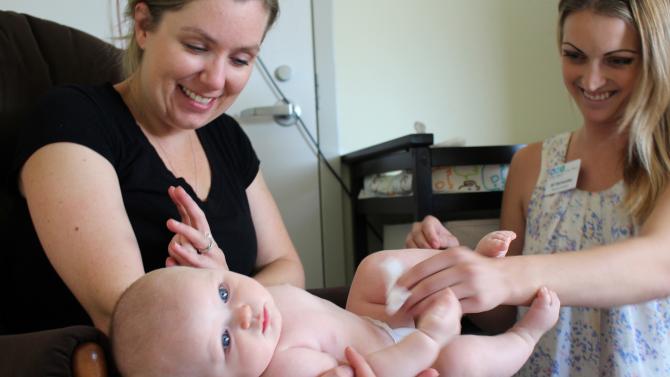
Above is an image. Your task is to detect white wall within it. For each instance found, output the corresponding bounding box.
[332,0,582,153]
[2,1,583,151]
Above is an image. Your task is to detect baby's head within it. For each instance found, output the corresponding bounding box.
[111,266,282,377]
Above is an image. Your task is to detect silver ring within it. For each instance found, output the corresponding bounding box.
[197,232,214,254]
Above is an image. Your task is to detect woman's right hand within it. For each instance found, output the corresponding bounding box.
[165,185,229,270]
[405,215,459,249]
[396,246,511,315]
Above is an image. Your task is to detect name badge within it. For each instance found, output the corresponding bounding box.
[545,159,580,195]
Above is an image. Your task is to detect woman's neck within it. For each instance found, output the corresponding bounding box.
[567,126,628,191]
[115,74,172,138]
[576,122,628,152]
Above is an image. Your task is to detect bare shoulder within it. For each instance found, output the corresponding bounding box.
[499,142,543,253]
[20,143,115,192]
[510,142,542,175]
[507,142,542,197]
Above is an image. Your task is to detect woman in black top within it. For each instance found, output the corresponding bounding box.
[6,0,304,334]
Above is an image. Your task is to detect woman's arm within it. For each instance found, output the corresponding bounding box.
[399,141,670,313]
[246,171,305,288]
[20,143,145,333]
[495,142,670,307]
[165,174,305,288]
[467,144,540,332]
[502,196,670,307]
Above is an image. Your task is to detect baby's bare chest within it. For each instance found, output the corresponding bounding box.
[271,288,393,359]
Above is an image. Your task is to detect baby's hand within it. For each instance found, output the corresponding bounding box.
[416,288,461,347]
[474,230,516,258]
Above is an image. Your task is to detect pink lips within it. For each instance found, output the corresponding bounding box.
[262,306,269,333]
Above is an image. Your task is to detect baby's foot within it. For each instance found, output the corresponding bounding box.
[511,287,560,344]
[416,289,461,347]
[474,230,516,258]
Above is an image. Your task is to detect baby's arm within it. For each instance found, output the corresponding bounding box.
[362,290,461,377]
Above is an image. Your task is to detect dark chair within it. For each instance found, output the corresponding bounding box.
[0,10,123,377]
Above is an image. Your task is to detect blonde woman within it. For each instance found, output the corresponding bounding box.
[402,0,670,375]
[6,0,304,335]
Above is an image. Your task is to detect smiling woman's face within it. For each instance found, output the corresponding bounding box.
[133,0,269,131]
[560,9,641,128]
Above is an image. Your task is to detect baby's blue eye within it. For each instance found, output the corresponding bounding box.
[219,286,229,303]
[222,330,231,350]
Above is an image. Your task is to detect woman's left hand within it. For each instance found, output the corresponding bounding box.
[396,246,511,315]
[165,185,228,270]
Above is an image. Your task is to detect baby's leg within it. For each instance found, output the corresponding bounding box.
[347,249,442,327]
[416,288,461,347]
[433,287,559,377]
[363,289,461,377]
[474,230,516,258]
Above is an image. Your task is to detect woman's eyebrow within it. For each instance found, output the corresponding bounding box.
[604,48,639,55]
[180,26,261,52]
[561,42,583,53]
[561,42,638,56]
[181,26,217,44]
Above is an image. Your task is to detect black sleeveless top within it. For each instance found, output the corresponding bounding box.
[2,84,259,333]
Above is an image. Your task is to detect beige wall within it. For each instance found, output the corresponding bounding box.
[333,0,582,153]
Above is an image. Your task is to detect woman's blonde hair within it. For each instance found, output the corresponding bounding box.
[558,0,670,223]
[119,0,279,78]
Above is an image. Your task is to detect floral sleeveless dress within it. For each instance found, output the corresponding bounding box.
[516,132,670,377]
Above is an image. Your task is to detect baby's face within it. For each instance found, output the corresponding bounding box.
[168,268,282,377]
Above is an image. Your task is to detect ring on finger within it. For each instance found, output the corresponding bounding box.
[197,232,215,254]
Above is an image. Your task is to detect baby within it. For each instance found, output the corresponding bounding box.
[111,231,559,377]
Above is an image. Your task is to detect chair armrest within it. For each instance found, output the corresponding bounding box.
[0,326,110,377]
[73,341,108,377]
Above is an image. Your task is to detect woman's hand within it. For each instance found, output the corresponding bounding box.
[165,185,228,270]
[405,215,459,249]
[396,246,511,315]
[319,347,438,377]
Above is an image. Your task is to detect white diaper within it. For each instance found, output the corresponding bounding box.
[365,316,416,344]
